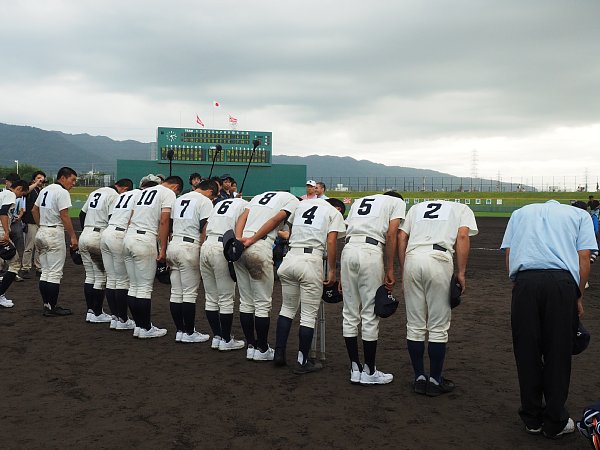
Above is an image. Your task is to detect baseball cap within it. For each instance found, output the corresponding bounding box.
[220,173,234,181]
[222,229,245,262]
[450,274,462,309]
[306,180,317,187]
[573,320,591,355]
[374,286,398,318]
[322,281,343,304]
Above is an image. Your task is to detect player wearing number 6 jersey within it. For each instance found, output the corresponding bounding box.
[167,179,216,343]
[200,196,249,351]
[124,176,183,339]
[274,198,346,373]
[234,191,300,361]
[399,200,478,396]
[342,192,405,385]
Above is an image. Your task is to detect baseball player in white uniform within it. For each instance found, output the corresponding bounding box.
[124,176,182,339]
[274,198,346,373]
[100,182,141,331]
[0,180,29,308]
[234,191,300,361]
[399,200,478,396]
[32,167,79,316]
[79,179,132,324]
[342,192,405,385]
[167,179,216,343]
[200,196,249,351]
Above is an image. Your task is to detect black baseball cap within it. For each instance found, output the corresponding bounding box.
[220,173,234,181]
[374,285,398,318]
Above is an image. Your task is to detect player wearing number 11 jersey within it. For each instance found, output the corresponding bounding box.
[398,200,477,396]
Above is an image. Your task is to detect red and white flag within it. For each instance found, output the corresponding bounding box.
[213,100,220,107]
[196,115,204,127]
[343,197,352,204]
[229,115,238,124]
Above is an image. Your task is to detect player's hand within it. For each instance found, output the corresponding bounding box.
[384,269,395,291]
[156,251,166,263]
[240,237,253,248]
[69,236,78,250]
[457,273,466,294]
[0,236,9,245]
[577,297,584,318]
[323,268,336,286]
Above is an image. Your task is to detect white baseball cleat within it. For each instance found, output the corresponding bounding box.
[181,330,210,343]
[109,316,118,329]
[175,331,184,342]
[116,319,136,330]
[359,367,393,385]
[253,346,275,361]
[85,309,94,322]
[211,336,223,349]
[246,345,256,360]
[350,362,362,384]
[89,312,113,323]
[0,294,14,308]
[133,326,141,338]
[138,326,168,339]
[219,337,245,351]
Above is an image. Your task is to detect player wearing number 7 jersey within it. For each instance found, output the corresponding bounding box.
[398,200,478,396]
[342,192,405,385]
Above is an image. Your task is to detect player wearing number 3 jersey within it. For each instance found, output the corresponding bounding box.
[342,192,406,385]
[399,200,478,396]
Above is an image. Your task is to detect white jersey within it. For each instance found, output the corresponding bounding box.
[34,183,72,226]
[171,191,213,239]
[0,190,17,231]
[242,191,300,241]
[205,197,248,237]
[400,200,478,254]
[81,187,118,228]
[129,185,176,234]
[346,194,406,244]
[288,198,346,252]
[108,189,141,228]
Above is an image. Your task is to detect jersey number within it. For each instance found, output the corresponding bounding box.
[137,190,157,206]
[258,193,276,205]
[217,200,233,215]
[115,193,133,209]
[424,203,442,219]
[179,200,190,218]
[40,191,48,207]
[301,206,318,224]
[357,198,375,216]
[89,192,102,208]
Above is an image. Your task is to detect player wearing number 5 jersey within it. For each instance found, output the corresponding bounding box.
[235,191,300,361]
[274,198,346,373]
[399,200,478,396]
[124,176,183,339]
[200,196,249,351]
[167,179,216,343]
[342,192,405,385]
[101,184,141,330]
[79,179,133,325]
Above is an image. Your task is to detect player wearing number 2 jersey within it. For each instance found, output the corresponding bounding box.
[342,192,406,385]
[167,179,216,343]
[123,176,183,339]
[234,191,300,361]
[399,200,478,396]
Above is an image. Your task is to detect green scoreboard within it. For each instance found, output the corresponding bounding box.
[157,127,272,166]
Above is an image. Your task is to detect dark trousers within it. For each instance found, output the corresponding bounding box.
[511,269,578,436]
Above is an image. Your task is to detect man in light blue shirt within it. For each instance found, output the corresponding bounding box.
[501,200,597,439]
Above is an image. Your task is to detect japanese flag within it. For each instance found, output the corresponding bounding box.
[213,101,220,107]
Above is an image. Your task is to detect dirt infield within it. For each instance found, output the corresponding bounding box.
[1,217,598,449]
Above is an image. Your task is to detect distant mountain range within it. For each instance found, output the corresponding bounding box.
[0,123,513,190]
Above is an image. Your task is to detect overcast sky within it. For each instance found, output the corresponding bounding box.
[1,0,599,182]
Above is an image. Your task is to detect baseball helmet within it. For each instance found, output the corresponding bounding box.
[374,285,398,318]
[322,281,343,304]
[450,274,462,309]
[70,248,83,265]
[573,320,591,355]
[326,198,346,216]
[222,229,245,262]
[155,261,171,284]
[0,242,16,261]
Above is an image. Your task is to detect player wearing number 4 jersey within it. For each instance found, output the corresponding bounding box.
[79,179,133,325]
[124,176,183,339]
[342,192,405,385]
[399,200,478,396]
[235,191,300,361]
[167,179,217,343]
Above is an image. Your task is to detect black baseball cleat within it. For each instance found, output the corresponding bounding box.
[425,377,455,397]
[43,305,72,317]
[273,347,287,367]
[292,359,323,375]
[413,376,428,395]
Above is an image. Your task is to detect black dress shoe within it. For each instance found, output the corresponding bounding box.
[425,378,455,397]
[43,305,72,317]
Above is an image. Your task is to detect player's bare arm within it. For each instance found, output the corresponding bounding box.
[59,208,78,249]
[324,230,338,285]
[0,213,10,245]
[454,226,470,293]
[235,209,249,240]
[242,210,288,247]
[32,204,40,226]
[577,249,591,318]
[384,218,401,290]
[397,230,409,276]
[157,209,171,262]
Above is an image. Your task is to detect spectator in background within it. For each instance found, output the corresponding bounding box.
[189,173,202,190]
[315,181,329,199]
[21,171,46,278]
[300,180,318,200]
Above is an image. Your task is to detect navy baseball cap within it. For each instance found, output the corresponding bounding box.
[222,229,245,262]
[322,281,343,303]
[450,274,462,309]
[573,320,591,355]
[374,286,398,318]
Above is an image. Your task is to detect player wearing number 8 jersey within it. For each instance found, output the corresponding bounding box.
[124,176,183,339]
[167,179,216,343]
[342,192,405,385]
[234,191,300,361]
[399,200,478,396]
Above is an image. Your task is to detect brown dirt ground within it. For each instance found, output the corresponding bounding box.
[1,217,598,449]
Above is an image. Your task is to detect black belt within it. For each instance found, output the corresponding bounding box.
[92,227,101,232]
[433,244,447,252]
[183,237,195,243]
[218,236,223,242]
[115,227,126,232]
[45,225,57,228]
[136,230,146,235]
[345,236,380,246]
[304,248,314,254]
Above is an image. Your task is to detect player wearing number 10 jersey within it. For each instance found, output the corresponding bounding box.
[399,200,477,396]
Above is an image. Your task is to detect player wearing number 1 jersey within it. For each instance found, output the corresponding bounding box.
[399,200,478,396]
[234,191,300,361]
[124,176,183,339]
[274,198,346,373]
[342,192,405,385]
[167,179,216,343]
